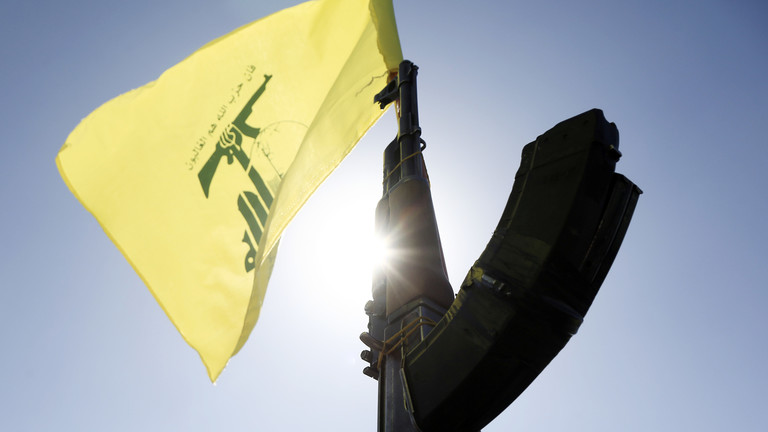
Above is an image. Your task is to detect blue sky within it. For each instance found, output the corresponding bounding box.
[2,0,767,430]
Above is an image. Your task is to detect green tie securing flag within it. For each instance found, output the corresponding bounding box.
[56,0,403,382]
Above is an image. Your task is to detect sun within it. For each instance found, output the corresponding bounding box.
[320,212,390,288]
[285,181,392,323]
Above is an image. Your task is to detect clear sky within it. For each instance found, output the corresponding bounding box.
[2,0,767,430]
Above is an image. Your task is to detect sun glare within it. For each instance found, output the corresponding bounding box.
[368,232,392,272]
[291,194,394,323]
[337,223,391,285]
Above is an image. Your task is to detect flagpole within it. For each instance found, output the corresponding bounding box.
[361,60,455,432]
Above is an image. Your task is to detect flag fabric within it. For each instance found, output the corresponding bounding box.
[56,0,403,381]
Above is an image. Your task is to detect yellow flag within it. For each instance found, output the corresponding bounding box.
[56,0,402,381]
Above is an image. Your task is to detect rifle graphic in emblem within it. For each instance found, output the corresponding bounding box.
[196,74,276,273]
[198,74,273,200]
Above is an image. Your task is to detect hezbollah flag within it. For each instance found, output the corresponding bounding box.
[56,0,402,381]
